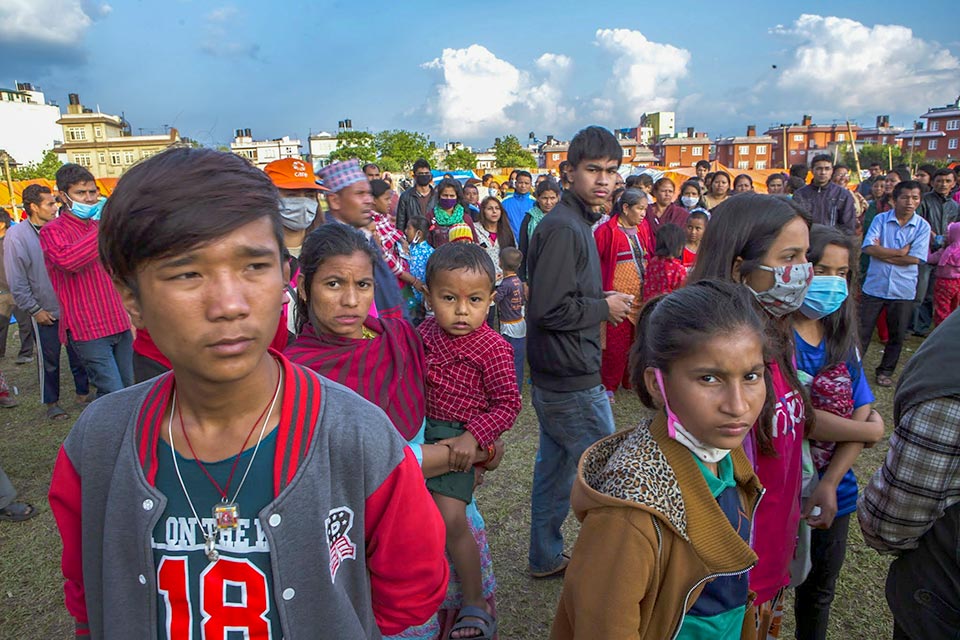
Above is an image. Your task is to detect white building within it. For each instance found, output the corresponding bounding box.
[0,83,62,166]
[308,131,338,170]
[230,129,302,169]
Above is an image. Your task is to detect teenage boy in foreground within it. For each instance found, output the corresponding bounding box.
[49,147,447,639]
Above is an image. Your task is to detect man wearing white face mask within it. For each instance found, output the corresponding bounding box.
[264,158,327,338]
[41,164,133,396]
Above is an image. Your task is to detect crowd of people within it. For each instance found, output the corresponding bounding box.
[1,123,959,640]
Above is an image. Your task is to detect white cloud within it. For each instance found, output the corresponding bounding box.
[421,45,575,140]
[0,0,109,48]
[206,5,238,23]
[593,28,691,122]
[771,15,960,114]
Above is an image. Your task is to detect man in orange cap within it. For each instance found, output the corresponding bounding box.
[264,158,327,337]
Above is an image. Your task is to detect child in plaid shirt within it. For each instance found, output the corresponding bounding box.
[419,242,521,640]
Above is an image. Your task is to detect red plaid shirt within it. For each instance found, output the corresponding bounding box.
[418,317,520,447]
[40,212,130,343]
[372,213,407,276]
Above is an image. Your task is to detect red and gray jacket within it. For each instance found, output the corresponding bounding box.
[49,353,448,639]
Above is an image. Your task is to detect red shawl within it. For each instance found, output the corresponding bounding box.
[644,202,690,238]
[594,214,654,291]
[284,317,425,440]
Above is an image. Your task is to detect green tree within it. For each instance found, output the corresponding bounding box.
[841,142,917,174]
[493,135,536,169]
[329,130,377,164]
[378,157,402,173]
[375,130,432,170]
[11,149,62,180]
[444,148,478,171]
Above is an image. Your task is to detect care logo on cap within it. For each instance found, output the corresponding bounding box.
[292,160,308,177]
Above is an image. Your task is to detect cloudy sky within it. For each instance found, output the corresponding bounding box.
[3,0,958,149]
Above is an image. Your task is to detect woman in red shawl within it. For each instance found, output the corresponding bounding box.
[593,188,652,402]
[285,223,502,640]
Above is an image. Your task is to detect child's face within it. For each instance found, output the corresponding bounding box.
[645,327,766,451]
[405,224,421,244]
[686,219,705,245]
[813,243,850,280]
[426,268,494,337]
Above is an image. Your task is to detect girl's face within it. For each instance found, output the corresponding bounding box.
[734,178,753,193]
[711,175,730,196]
[537,190,559,213]
[373,191,392,215]
[814,243,850,281]
[767,178,784,194]
[405,224,422,244]
[300,251,375,340]
[654,182,675,206]
[438,186,458,207]
[883,173,900,195]
[681,185,700,200]
[738,216,811,294]
[498,183,509,196]
[645,327,766,451]
[481,200,502,225]
[686,218,705,245]
[620,202,646,227]
[870,179,886,200]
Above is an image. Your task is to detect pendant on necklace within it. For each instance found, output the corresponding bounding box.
[204,535,220,562]
[213,501,240,530]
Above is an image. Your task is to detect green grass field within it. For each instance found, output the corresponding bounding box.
[0,334,921,639]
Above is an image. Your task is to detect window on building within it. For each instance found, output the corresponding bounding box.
[692,146,703,156]
[123,151,136,164]
[737,161,750,170]
[552,153,560,161]
[755,160,767,170]
[110,151,122,165]
[94,126,102,138]
[947,120,959,131]
[622,148,630,157]
[738,145,749,155]
[74,153,91,167]
[98,152,105,164]
[949,138,958,150]
[67,128,86,141]
[756,145,766,154]
[931,121,940,131]
[928,139,938,150]
[681,146,687,152]
[141,150,154,160]
[837,133,845,141]
[793,134,804,142]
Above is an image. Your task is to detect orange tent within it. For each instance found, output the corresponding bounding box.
[0,178,119,219]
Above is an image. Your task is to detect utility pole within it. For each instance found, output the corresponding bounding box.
[2,153,17,218]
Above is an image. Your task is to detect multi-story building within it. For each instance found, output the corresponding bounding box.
[907,97,960,162]
[308,131,338,170]
[0,82,63,166]
[764,115,861,168]
[230,129,302,169]
[475,149,496,172]
[642,112,675,140]
[715,126,775,171]
[54,94,180,178]
[655,131,711,168]
[539,137,569,173]
[856,115,904,147]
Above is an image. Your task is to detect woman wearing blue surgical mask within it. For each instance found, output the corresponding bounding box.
[790,224,884,640]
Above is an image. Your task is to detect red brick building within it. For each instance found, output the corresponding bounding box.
[539,141,569,173]
[764,115,861,169]
[857,115,904,147]
[904,97,960,162]
[715,126,775,170]
[656,131,711,168]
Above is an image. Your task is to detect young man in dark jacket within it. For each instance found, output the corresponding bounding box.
[49,147,447,639]
[793,154,857,234]
[525,126,633,578]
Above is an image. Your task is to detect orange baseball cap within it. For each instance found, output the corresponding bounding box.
[264,158,327,191]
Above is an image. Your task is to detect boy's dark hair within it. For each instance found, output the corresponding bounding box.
[695,160,711,170]
[413,158,431,173]
[499,247,522,272]
[918,164,937,177]
[892,166,911,181]
[869,162,881,168]
[810,154,832,167]
[833,163,848,171]
[558,160,572,174]
[893,180,922,199]
[624,175,641,189]
[370,179,391,199]
[55,163,96,193]
[933,168,955,180]
[568,126,622,168]
[22,184,52,214]
[704,172,716,188]
[806,224,859,367]
[789,163,808,179]
[425,242,496,291]
[786,176,806,194]
[98,147,284,294]
[297,223,380,330]
[406,214,429,236]
[687,210,709,225]
[765,173,785,187]
[655,223,686,258]
[515,170,532,181]
[638,173,654,188]
[687,193,814,453]
[534,178,561,198]
[629,279,766,409]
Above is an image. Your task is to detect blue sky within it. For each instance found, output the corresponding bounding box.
[3,0,959,150]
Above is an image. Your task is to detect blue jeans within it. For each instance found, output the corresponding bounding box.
[502,335,526,393]
[69,330,134,397]
[529,383,615,572]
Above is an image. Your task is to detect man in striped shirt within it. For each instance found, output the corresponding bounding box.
[41,164,132,397]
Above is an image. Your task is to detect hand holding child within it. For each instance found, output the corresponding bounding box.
[803,481,839,530]
[438,430,479,472]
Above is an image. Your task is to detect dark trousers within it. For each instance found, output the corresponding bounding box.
[0,307,34,359]
[910,264,934,334]
[502,335,525,393]
[35,320,89,405]
[859,294,914,376]
[794,513,851,640]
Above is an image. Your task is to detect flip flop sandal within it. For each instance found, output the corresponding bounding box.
[0,502,39,522]
[876,374,894,388]
[448,605,496,640]
[46,405,69,421]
